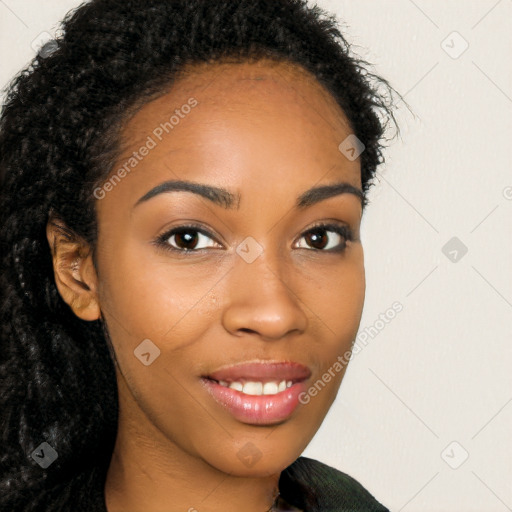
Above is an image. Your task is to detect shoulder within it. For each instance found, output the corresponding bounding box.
[279,456,390,512]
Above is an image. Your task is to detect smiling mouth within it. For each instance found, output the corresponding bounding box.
[200,361,311,424]
[204,360,311,391]
[204,377,296,396]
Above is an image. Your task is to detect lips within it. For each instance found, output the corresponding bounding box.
[207,361,311,383]
[201,361,311,425]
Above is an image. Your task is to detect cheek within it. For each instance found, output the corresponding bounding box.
[297,244,365,345]
[295,247,365,399]
[95,250,221,450]
[324,259,365,343]
[96,236,224,345]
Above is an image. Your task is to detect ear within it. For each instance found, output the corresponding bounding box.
[46,214,100,321]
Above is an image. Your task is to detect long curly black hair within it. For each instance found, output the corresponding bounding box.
[0,0,401,510]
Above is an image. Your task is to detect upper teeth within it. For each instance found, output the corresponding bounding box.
[218,380,293,395]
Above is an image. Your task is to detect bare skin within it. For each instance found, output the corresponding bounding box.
[47,58,365,512]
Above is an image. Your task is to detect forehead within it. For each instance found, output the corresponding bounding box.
[121,58,353,149]
[101,58,362,213]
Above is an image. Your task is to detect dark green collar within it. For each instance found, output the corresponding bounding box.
[279,456,389,511]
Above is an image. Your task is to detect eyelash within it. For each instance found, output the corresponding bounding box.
[153,221,354,255]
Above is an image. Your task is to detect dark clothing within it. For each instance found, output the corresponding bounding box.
[84,456,389,511]
[278,456,389,511]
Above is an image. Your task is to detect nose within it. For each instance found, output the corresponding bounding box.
[221,249,308,341]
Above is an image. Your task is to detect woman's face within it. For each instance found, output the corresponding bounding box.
[93,58,365,476]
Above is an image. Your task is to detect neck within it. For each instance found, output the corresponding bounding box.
[104,373,281,512]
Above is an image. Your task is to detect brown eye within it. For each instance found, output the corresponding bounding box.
[156,225,220,252]
[296,224,352,252]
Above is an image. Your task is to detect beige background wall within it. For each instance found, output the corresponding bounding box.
[1,1,511,510]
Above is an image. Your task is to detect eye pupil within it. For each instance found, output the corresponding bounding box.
[174,230,198,249]
[305,229,327,250]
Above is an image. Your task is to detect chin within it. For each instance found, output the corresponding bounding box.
[201,438,304,478]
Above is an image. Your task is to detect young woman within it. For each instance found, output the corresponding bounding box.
[0,1,400,510]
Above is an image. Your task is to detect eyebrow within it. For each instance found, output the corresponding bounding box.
[133,179,364,210]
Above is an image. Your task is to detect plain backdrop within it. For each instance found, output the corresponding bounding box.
[1,1,511,511]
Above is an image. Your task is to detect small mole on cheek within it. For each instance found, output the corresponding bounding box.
[201,293,220,316]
